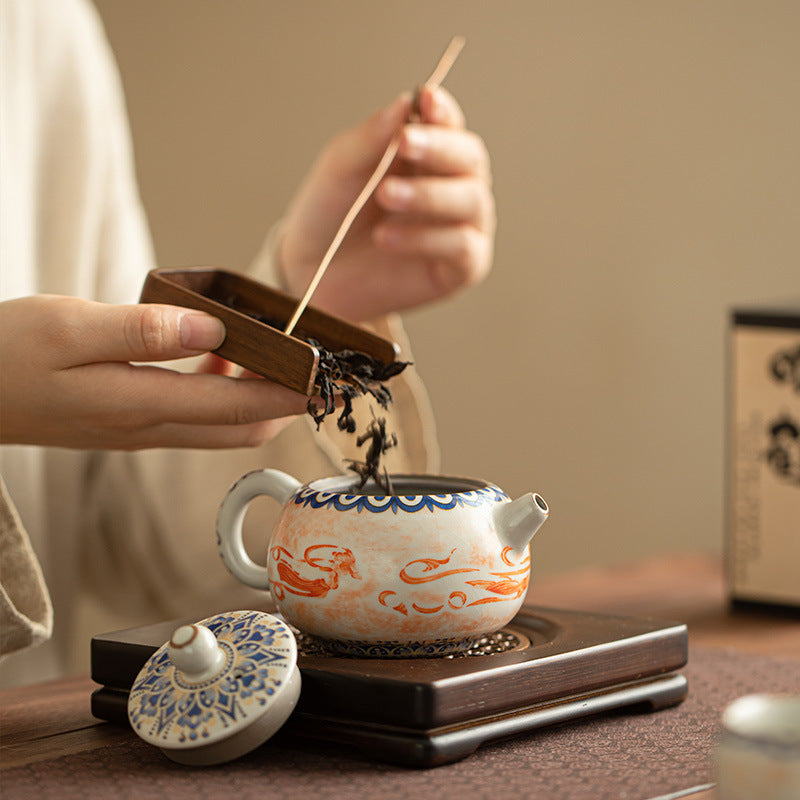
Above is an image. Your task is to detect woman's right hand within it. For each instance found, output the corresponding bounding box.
[0,295,309,450]
[277,87,495,322]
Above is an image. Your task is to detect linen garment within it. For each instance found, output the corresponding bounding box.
[0,0,437,686]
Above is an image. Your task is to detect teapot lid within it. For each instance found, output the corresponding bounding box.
[127,610,300,765]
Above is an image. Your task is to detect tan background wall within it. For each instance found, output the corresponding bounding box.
[94,0,799,577]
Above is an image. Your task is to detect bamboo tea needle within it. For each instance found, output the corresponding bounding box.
[283,36,466,337]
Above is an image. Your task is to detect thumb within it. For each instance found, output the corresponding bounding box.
[83,302,226,363]
[330,92,412,176]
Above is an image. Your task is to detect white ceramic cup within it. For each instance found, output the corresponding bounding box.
[716,693,800,800]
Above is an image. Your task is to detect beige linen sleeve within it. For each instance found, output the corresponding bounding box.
[0,477,53,657]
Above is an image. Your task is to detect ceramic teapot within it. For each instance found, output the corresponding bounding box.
[217,471,549,657]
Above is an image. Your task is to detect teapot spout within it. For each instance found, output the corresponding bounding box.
[493,493,549,553]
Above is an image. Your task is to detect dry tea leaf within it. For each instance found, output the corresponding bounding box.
[345,414,398,494]
[247,313,408,489]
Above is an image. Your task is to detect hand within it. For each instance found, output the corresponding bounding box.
[0,295,309,450]
[278,86,495,322]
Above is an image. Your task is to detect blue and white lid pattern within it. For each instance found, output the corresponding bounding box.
[127,610,297,750]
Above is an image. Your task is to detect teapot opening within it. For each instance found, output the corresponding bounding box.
[309,474,492,497]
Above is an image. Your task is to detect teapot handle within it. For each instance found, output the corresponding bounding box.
[216,469,302,590]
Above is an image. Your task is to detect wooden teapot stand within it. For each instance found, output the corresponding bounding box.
[90,606,688,767]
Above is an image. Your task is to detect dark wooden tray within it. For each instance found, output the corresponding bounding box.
[91,606,688,766]
[139,267,400,395]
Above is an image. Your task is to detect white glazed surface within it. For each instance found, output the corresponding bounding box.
[716,694,800,800]
[217,472,549,656]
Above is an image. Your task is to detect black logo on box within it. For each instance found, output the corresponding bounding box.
[770,344,800,392]
[765,416,800,486]
[765,340,800,485]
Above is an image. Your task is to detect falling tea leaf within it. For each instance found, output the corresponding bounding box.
[245,311,409,489]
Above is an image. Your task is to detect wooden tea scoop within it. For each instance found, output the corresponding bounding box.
[282,35,466,336]
[139,266,399,396]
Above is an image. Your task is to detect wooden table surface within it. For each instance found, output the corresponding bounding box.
[1,552,798,799]
[533,553,799,800]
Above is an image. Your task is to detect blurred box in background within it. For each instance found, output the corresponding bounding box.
[727,304,800,609]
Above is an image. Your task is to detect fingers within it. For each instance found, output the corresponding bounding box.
[377,88,493,227]
[374,223,493,295]
[80,364,309,429]
[309,88,473,183]
[112,303,226,362]
[415,85,466,129]
[123,416,298,450]
[46,297,226,366]
[377,175,495,229]
[397,125,491,179]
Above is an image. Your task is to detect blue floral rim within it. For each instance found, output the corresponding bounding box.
[292,484,509,514]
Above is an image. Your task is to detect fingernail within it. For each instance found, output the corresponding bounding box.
[380,177,415,209]
[402,127,429,160]
[431,86,450,121]
[180,312,226,351]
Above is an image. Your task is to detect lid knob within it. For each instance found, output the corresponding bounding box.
[167,623,226,682]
